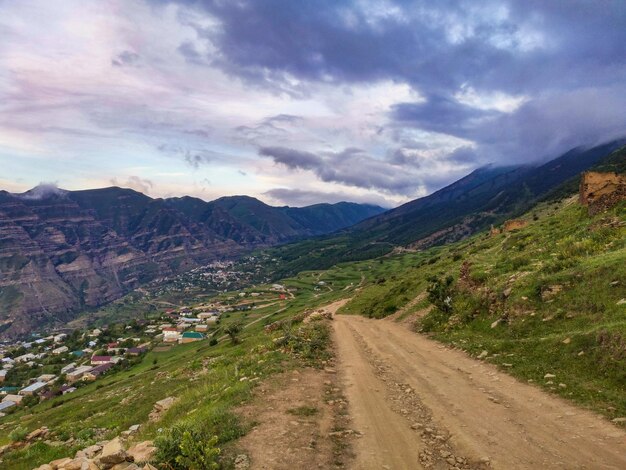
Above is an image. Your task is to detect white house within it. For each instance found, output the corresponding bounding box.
[52,346,69,355]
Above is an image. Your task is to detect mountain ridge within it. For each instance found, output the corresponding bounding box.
[0,189,384,338]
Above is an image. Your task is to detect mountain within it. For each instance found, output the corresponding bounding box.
[165,195,385,246]
[0,189,384,338]
[270,141,626,276]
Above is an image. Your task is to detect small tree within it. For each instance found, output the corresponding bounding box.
[224,322,242,345]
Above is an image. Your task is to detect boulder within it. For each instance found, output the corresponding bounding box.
[110,464,140,470]
[143,464,158,470]
[34,465,54,470]
[50,457,73,469]
[27,427,49,441]
[154,397,175,412]
[61,457,89,470]
[96,437,130,467]
[127,441,156,463]
[82,444,103,459]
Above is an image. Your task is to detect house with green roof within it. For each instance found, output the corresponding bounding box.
[180,331,204,343]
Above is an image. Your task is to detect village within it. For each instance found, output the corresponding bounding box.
[0,282,291,419]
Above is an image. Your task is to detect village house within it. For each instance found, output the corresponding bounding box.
[14,353,36,363]
[0,369,7,382]
[195,324,209,332]
[0,400,16,414]
[60,385,76,395]
[91,355,114,365]
[180,331,204,344]
[67,365,93,382]
[37,374,57,384]
[53,333,67,343]
[126,347,147,356]
[162,327,181,343]
[61,363,76,374]
[19,381,47,396]
[89,328,102,337]
[3,394,23,404]
[52,346,69,355]
[90,355,122,366]
[83,363,113,381]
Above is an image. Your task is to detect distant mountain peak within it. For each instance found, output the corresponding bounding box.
[17,183,69,201]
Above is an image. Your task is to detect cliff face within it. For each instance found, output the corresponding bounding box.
[0,188,384,338]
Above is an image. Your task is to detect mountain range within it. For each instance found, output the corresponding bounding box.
[0,190,383,338]
[1,140,624,339]
[269,141,626,276]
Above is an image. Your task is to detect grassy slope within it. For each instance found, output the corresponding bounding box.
[0,259,378,469]
[340,195,626,420]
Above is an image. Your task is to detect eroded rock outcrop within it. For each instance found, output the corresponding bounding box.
[580,171,626,215]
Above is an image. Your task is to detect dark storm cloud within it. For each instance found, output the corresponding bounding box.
[259,146,420,194]
[259,146,321,171]
[392,95,500,139]
[163,0,626,164]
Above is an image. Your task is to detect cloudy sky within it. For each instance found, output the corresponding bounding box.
[1,0,625,207]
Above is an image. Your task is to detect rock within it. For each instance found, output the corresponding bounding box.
[82,444,103,459]
[612,417,626,424]
[35,465,54,470]
[127,441,156,463]
[27,427,49,441]
[97,437,130,467]
[503,363,513,367]
[50,458,73,469]
[154,397,176,412]
[503,287,512,298]
[234,453,250,469]
[562,337,571,344]
[578,351,585,356]
[544,373,556,379]
[110,464,140,470]
[143,465,158,470]
[128,425,140,433]
[324,367,337,374]
[62,457,90,470]
[617,299,626,305]
[477,350,488,359]
[490,319,501,329]
[558,383,567,388]
[149,397,177,421]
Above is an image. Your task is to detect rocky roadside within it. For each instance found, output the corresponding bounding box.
[0,396,178,470]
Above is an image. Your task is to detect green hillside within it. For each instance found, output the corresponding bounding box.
[1,157,624,469]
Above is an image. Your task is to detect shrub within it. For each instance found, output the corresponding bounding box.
[176,432,220,470]
[9,426,28,442]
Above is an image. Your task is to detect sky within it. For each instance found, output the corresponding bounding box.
[0,0,625,208]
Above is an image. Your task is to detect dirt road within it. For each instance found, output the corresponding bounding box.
[334,314,626,470]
